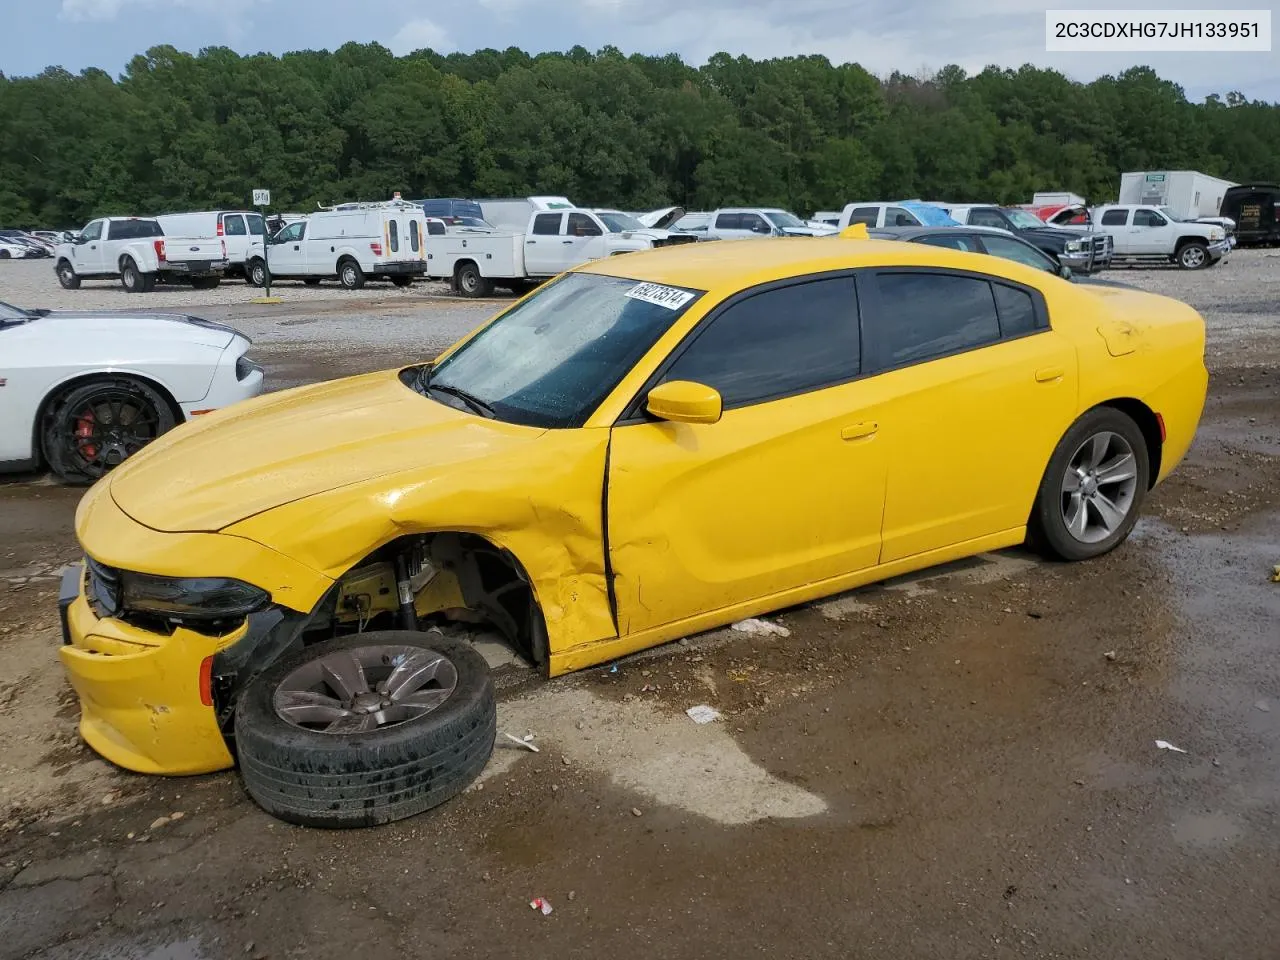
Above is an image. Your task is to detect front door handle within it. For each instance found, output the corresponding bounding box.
[526,240,536,245]
[562,240,574,245]
[1035,366,1064,383]
[841,421,878,441]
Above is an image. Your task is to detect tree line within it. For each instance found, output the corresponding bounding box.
[1,42,1276,229]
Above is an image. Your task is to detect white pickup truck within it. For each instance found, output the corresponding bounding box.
[55,217,229,292]
[425,207,653,297]
[1088,204,1231,270]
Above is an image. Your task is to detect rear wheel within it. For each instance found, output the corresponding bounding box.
[247,258,267,287]
[390,275,413,288]
[234,631,496,828]
[455,261,493,298]
[303,278,322,286]
[1030,407,1150,562]
[190,277,221,290]
[1177,242,1208,269]
[0,250,9,260]
[41,377,177,484]
[338,258,365,290]
[56,260,81,289]
[120,258,155,293]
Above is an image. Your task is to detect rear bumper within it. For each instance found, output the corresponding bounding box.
[1147,360,1209,486]
[373,261,428,276]
[160,259,230,276]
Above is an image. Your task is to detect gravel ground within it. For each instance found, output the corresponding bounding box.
[1,242,1277,960]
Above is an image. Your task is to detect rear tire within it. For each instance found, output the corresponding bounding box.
[390,275,413,288]
[455,261,493,298]
[190,277,221,290]
[247,258,267,287]
[120,258,155,293]
[303,278,322,286]
[56,260,81,289]
[1030,407,1150,562]
[41,376,177,484]
[234,631,496,828]
[338,258,366,290]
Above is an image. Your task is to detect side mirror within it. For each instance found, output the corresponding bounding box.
[646,380,722,425]
[1058,263,1073,280]
[73,234,86,244]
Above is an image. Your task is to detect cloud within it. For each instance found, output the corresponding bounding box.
[389,17,456,55]
[60,0,257,22]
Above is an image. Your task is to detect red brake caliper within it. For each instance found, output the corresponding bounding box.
[75,410,97,459]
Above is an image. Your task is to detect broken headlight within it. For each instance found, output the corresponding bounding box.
[119,573,269,622]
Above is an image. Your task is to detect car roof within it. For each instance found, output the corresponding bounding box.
[869,225,1018,240]
[575,236,1045,294]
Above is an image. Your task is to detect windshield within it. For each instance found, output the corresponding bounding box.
[1003,209,1047,229]
[597,212,646,233]
[0,301,32,323]
[764,210,805,229]
[1158,206,1187,222]
[423,273,703,428]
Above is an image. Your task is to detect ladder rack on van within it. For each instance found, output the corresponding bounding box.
[316,199,425,213]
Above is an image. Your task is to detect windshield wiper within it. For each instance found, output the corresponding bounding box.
[427,382,496,419]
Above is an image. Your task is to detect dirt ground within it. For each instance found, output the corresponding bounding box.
[1,252,1278,960]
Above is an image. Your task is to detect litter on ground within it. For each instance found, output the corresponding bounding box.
[503,733,540,753]
[686,704,721,724]
[1155,740,1188,754]
[529,898,553,915]
[731,618,791,637]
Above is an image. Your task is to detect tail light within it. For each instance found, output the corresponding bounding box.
[153,239,167,262]
[216,221,225,237]
[370,242,383,256]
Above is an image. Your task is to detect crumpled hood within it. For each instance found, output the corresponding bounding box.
[1018,225,1090,247]
[108,369,545,533]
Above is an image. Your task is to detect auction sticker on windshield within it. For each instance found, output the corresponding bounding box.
[625,282,695,311]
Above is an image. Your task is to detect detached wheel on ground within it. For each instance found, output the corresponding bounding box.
[234,630,496,828]
[41,376,177,484]
[338,258,366,290]
[455,261,494,298]
[1030,406,1150,562]
[120,258,155,292]
[1177,242,1209,270]
[56,260,81,289]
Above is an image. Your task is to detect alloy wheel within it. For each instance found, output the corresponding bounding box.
[1060,431,1139,544]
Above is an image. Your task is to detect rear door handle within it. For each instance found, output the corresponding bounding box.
[1035,366,1064,383]
[841,421,878,440]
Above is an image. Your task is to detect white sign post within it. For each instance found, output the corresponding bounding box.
[252,189,274,298]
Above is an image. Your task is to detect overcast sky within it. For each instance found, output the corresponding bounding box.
[4,0,1277,101]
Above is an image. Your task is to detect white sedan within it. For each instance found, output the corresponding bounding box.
[0,301,264,483]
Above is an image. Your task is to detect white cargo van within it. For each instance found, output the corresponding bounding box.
[247,200,429,289]
[155,211,266,279]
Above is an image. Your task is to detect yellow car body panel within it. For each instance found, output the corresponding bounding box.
[59,236,1208,774]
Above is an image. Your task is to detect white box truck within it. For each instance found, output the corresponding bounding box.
[1118,171,1237,220]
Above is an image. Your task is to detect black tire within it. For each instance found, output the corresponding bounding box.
[455,261,493,298]
[247,258,267,287]
[0,250,9,260]
[56,260,81,289]
[390,275,413,288]
[41,376,177,485]
[234,631,496,828]
[303,278,322,286]
[338,258,366,290]
[1030,407,1150,562]
[1176,241,1209,270]
[120,258,155,293]
[190,277,221,290]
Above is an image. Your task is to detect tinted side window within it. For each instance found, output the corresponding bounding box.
[223,215,247,236]
[871,272,1001,368]
[715,213,741,230]
[567,213,602,237]
[847,207,880,225]
[1133,209,1165,227]
[979,235,1056,272]
[661,276,860,408]
[993,284,1039,336]
[410,220,421,251]
[1100,209,1129,226]
[427,219,446,236]
[532,213,561,236]
[968,208,1007,229]
[246,214,265,236]
[916,233,981,252]
[388,219,400,253]
[886,206,920,227]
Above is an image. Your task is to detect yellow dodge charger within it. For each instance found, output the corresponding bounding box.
[56,236,1207,827]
